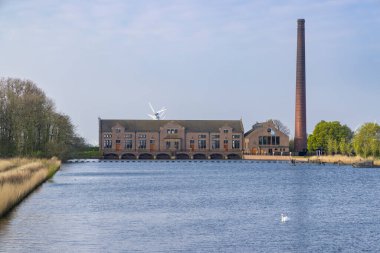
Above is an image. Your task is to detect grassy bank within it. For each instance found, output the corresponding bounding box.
[308,155,380,166]
[244,154,380,166]
[68,149,101,159]
[0,158,61,217]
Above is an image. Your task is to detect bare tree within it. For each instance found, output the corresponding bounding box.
[269,119,290,136]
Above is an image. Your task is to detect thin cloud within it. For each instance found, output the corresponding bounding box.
[0,0,379,143]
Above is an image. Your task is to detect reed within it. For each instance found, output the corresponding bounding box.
[0,158,60,217]
[309,155,377,165]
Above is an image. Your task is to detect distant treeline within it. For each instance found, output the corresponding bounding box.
[0,78,89,160]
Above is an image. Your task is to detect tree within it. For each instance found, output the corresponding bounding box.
[353,123,380,158]
[370,140,379,157]
[333,139,339,154]
[327,138,338,155]
[339,138,353,155]
[0,77,86,159]
[270,119,290,136]
[339,138,347,155]
[308,121,353,154]
[345,141,353,155]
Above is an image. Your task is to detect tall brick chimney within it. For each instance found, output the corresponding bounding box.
[294,19,307,153]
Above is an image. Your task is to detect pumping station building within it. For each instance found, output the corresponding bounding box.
[99,119,244,160]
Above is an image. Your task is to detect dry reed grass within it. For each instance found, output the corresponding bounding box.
[309,155,363,164]
[309,155,379,165]
[0,158,60,217]
[0,158,43,172]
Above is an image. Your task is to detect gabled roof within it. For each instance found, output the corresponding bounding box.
[244,122,264,137]
[244,120,289,137]
[99,119,244,133]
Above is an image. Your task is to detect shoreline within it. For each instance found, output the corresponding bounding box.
[243,155,307,162]
[66,155,379,166]
[244,154,380,166]
[0,158,61,217]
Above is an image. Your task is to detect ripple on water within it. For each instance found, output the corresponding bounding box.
[1,162,380,252]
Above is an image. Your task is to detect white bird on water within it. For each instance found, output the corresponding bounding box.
[281,213,289,223]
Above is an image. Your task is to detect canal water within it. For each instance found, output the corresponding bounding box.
[1,161,380,252]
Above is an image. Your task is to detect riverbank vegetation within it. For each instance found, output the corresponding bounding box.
[308,121,380,160]
[352,123,380,158]
[308,155,379,165]
[0,78,90,160]
[0,158,60,217]
[308,121,353,155]
[68,146,101,159]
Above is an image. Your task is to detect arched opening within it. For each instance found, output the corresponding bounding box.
[104,153,118,159]
[227,153,241,160]
[139,153,154,160]
[176,153,190,160]
[121,153,137,160]
[210,153,224,160]
[156,153,171,160]
[193,153,207,160]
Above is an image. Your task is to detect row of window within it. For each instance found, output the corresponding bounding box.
[108,129,235,138]
[104,139,240,149]
[196,140,240,149]
[197,134,241,139]
[258,136,281,145]
[104,133,148,139]
[107,133,241,139]
[114,129,230,133]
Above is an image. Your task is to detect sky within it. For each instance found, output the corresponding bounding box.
[0,0,379,145]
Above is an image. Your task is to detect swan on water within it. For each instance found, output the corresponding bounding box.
[281,213,289,223]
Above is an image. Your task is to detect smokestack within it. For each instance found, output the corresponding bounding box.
[294,19,307,153]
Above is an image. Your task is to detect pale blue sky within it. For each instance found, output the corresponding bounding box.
[1,0,379,144]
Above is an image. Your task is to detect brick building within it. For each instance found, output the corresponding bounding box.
[244,120,289,155]
[99,119,244,159]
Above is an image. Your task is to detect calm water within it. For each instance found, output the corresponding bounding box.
[1,161,380,252]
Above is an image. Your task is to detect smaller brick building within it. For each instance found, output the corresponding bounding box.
[244,120,289,155]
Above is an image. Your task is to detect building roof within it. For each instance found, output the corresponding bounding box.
[99,119,244,133]
[244,122,264,137]
[244,120,290,137]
